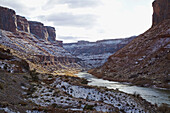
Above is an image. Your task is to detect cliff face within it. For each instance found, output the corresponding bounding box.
[0,6,17,32]
[0,6,58,42]
[45,26,56,42]
[28,21,49,40]
[64,36,136,69]
[90,0,170,88]
[0,6,82,75]
[152,0,170,26]
[16,15,30,33]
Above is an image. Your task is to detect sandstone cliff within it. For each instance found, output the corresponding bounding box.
[90,0,170,88]
[0,6,17,32]
[16,15,30,33]
[152,0,170,26]
[46,26,56,42]
[0,6,82,75]
[28,21,49,41]
[64,36,136,69]
[0,6,57,42]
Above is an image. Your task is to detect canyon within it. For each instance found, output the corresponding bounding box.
[0,0,169,112]
[89,0,170,88]
[64,36,136,69]
[0,6,82,75]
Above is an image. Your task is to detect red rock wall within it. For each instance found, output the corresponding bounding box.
[16,15,30,33]
[28,21,49,40]
[152,0,170,26]
[0,6,17,32]
[45,26,56,42]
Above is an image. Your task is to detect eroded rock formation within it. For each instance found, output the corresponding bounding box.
[90,0,170,88]
[0,6,17,32]
[152,0,170,26]
[0,6,82,75]
[28,21,49,40]
[16,15,30,33]
[0,6,58,42]
[64,36,136,69]
[45,26,56,42]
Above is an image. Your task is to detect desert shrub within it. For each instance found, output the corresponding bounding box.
[48,75,53,78]
[83,104,94,110]
[12,79,16,83]
[79,101,82,104]
[0,83,4,90]
[23,75,29,80]
[27,86,37,95]
[20,83,25,86]
[19,101,27,106]
[81,78,88,84]
[30,69,39,82]
[52,103,58,108]
[61,86,66,90]
[3,64,8,70]
[133,92,141,98]
[158,103,170,113]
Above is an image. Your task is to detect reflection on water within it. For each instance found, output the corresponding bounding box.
[76,72,170,106]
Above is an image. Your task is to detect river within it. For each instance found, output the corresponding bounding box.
[76,72,170,106]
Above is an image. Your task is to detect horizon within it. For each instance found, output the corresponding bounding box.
[0,0,154,43]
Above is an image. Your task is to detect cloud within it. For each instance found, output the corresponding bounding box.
[0,0,34,15]
[38,13,97,28]
[58,36,80,40]
[56,0,101,8]
[43,0,101,9]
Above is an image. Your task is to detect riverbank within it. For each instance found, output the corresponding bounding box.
[77,72,170,106]
[0,70,159,112]
[88,69,170,89]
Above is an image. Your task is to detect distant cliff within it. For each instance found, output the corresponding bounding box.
[0,6,58,43]
[63,36,136,69]
[0,6,82,75]
[89,0,170,88]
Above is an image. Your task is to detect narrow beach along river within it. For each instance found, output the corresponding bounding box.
[76,72,170,106]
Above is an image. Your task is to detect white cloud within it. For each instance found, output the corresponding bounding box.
[38,13,97,28]
[0,0,155,43]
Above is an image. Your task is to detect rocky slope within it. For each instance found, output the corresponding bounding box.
[89,0,170,88]
[64,36,136,69]
[0,6,82,75]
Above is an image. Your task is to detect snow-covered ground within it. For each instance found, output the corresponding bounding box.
[27,76,155,113]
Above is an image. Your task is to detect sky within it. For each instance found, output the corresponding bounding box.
[0,0,154,43]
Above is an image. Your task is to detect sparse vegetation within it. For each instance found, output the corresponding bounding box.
[81,78,88,84]
[0,83,4,90]
[158,103,170,113]
[83,104,94,110]
[133,92,141,98]
[30,69,39,82]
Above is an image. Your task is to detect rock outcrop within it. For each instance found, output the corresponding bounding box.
[28,21,49,40]
[45,26,56,42]
[152,0,170,26]
[56,40,63,47]
[16,15,30,33]
[64,36,136,69]
[90,0,170,88]
[0,6,82,75]
[0,6,17,32]
[0,6,58,42]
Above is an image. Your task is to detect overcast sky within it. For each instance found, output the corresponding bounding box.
[0,0,154,43]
